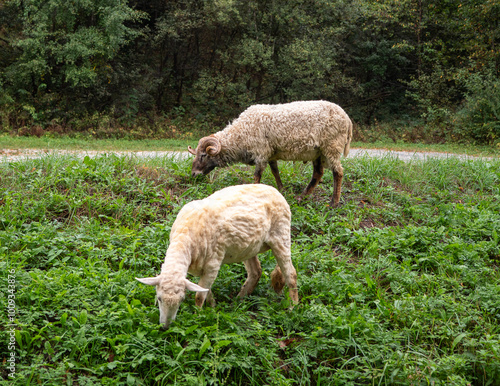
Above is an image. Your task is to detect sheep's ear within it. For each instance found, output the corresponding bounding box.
[136,277,161,286]
[185,279,209,292]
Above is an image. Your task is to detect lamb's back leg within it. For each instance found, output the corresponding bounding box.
[324,150,344,207]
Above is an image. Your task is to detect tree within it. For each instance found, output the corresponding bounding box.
[3,0,145,123]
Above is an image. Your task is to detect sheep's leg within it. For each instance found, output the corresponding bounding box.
[270,265,285,294]
[253,162,267,184]
[237,256,262,297]
[269,242,298,304]
[269,161,283,190]
[331,168,344,207]
[205,290,215,307]
[303,157,324,196]
[195,265,221,307]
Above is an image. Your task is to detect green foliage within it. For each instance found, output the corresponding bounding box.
[3,0,145,123]
[1,0,500,142]
[406,65,457,131]
[454,67,500,144]
[1,154,499,384]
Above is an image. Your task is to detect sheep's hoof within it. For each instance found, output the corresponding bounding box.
[206,298,215,307]
[284,296,299,310]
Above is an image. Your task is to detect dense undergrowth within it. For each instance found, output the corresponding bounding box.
[1,153,499,385]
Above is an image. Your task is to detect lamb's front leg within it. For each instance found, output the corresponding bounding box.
[253,162,267,184]
[195,263,221,307]
[237,256,262,297]
[268,239,299,305]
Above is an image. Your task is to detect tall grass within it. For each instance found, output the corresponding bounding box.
[1,153,499,385]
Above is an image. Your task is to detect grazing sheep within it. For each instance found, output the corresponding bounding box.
[188,100,352,206]
[136,184,299,329]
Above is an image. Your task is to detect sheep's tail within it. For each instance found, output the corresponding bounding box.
[344,118,353,158]
[270,265,285,294]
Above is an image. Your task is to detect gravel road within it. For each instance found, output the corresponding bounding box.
[0,147,495,163]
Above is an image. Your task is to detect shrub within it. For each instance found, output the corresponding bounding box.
[454,66,500,145]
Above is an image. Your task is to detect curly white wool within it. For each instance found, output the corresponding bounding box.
[190,100,353,206]
[136,184,299,329]
[217,100,351,166]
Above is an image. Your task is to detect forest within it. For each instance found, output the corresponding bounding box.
[0,0,499,145]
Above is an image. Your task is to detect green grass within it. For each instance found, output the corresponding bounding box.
[0,134,193,152]
[1,153,499,385]
[351,140,500,157]
[1,133,499,156]
[350,140,500,158]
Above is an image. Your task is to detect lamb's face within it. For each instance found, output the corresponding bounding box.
[136,276,209,329]
[155,280,186,329]
[135,275,185,329]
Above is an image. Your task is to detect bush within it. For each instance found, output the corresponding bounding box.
[405,65,460,142]
[454,66,500,145]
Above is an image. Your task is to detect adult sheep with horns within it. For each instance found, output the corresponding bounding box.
[188,100,353,207]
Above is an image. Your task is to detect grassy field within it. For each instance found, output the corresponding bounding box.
[0,135,193,152]
[1,152,500,385]
[1,133,499,156]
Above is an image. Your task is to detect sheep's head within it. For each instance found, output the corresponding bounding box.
[188,136,222,177]
[135,276,208,329]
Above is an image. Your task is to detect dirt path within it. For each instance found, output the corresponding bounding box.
[0,147,494,163]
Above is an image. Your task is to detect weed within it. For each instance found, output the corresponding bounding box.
[1,153,499,384]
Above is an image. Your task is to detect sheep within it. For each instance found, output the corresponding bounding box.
[136,184,299,329]
[188,100,353,207]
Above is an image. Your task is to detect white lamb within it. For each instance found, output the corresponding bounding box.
[136,184,299,329]
[188,100,353,206]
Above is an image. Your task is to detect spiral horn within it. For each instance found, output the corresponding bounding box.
[200,136,221,156]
